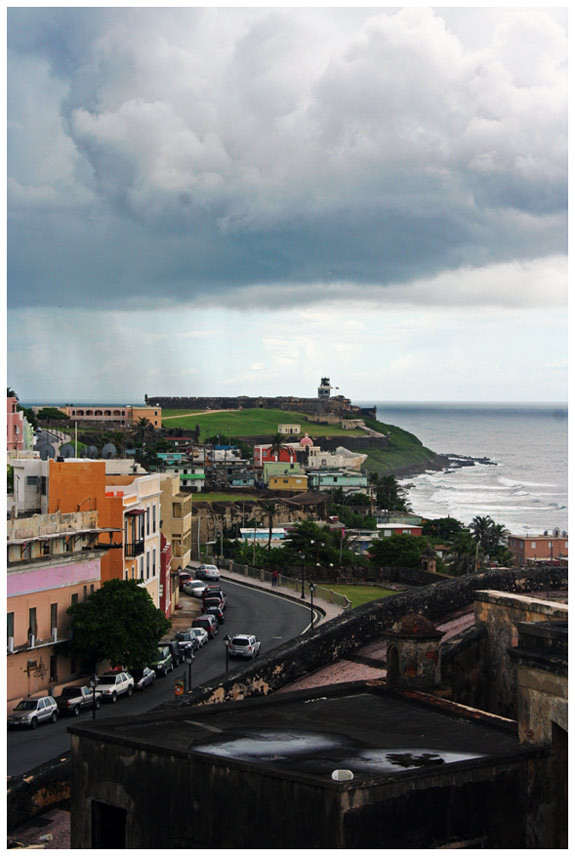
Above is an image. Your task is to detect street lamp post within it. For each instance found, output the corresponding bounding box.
[224,634,231,672]
[185,650,195,692]
[300,552,306,599]
[89,674,98,721]
[309,582,316,630]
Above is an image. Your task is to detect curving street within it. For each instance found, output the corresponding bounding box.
[7,580,312,777]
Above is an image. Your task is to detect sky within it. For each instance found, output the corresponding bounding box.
[6,6,568,404]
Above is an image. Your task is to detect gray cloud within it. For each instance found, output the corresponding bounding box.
[7,7,567,310]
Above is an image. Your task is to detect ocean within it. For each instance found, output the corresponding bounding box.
[360,402,568,536]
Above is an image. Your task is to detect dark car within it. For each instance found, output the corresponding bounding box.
[131,667,156,690]
[192,615,218,639]
[55,685,102,716]
[159,639,184,667]
[202,586,226,606]
[202,596,226,613]
[173,630,200,654]
[205,605,225,624]
[152,646,174,677]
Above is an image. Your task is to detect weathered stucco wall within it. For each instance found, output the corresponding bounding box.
[473,590,567,719]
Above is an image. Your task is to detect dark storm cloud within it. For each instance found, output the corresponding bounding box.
[7,7,567,310]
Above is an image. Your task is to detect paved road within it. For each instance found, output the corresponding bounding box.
[7,581,312,777]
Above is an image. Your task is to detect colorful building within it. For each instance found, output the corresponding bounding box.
[307,469,368,495]
[159,473,193,594]
[7,510,119,710]
[7,396,34,452]
[507,532,568,567]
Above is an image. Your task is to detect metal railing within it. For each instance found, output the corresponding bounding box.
[219,558,352,611]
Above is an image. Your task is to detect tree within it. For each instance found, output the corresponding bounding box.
[63,579,171,672]
[374,475,410,512]
[132,417,154,445]
[36,407,70,421]
[445,530,477,576]
[259,500,277,549]
[422,516,466,541]
[369,533,429,569]
[269,432,293,459]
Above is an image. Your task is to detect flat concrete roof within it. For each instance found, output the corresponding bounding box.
[69,683,528,785]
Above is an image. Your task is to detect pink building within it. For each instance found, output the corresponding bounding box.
[7,396,25,451]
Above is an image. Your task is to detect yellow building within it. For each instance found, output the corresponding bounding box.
[159,474,193,607]
[268,473,309,494]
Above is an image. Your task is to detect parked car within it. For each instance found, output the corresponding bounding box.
[189,627,209,647]
[178,571,193,591]
[174,630,201,654]
[202,596,226,613]
[8,696,59,729]
[202,586,226,606]
[56,685,101,716]
[205,605,225,624]
[228,634,261,659]
[153,646,174,677]
[159,640,184,667]
[131,667,156,691]
[196,563,221,581]
[192,614,219,639]
[97,672,135,702]
[183,580,207,598]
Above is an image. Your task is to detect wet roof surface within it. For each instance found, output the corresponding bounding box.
[73,687,524,782]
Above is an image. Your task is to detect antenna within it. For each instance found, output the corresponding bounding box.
[101,443,117,459]
[59,443,75,459]
[38,443,56,461]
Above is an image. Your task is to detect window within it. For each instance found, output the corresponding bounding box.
[531,542,537,549]
[26,475,38,485]
[90,584,95,594]
[152,504,156,532]
[28,608,37,637]
[50,654,58,683]
[152,548,156,577]
[7,612,14,640]
[83,585,88,600]
[146,508,150,536]
[146,551,150,580]
[139,557,143,578]
[50,603,58,632]
[71,593,78,606]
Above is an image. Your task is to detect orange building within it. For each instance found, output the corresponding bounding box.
[62,404,162,428]
[507,532,568,567]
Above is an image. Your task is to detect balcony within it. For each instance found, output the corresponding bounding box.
[125,540,145,558]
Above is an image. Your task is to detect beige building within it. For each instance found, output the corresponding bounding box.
[105,472,162,608]
[62,404,162,428]
[159,474,193,605]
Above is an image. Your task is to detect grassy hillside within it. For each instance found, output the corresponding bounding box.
[160,408,441,477]
[363,416,440,476]
[162,408,364,440]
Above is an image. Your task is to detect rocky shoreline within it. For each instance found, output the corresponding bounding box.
[393,452,497,481]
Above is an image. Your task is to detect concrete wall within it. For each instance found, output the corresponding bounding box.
[473,590,567,719]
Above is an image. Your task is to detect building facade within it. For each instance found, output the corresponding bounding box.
[62,405,162,428]
[507,533,568,566]
[7,510,117,710]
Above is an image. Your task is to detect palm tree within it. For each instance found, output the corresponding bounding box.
[269,433,293,461]
[132,417,154,445]
[260,501,277,549]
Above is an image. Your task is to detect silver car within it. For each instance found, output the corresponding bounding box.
[8,696,58,729]
[228,634,261,659]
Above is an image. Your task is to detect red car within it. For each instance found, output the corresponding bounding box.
[192,615,218,639]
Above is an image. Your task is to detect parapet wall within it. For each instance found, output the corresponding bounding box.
[161,565,566,710]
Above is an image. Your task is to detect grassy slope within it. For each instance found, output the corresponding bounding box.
[161,409,440,477]
[326,584,397,607]
[162,408,364,440]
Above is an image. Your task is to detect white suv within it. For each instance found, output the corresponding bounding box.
[228,634,261,659]
[8,696,59,729]
[97,672,135,702]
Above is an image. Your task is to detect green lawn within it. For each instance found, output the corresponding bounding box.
[161,408,365,440]
[325,584,397,608]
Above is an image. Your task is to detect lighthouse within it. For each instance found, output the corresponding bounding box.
[318,377,332,400]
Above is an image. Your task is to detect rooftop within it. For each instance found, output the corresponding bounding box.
[70,683,526,786]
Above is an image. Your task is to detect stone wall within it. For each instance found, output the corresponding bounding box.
[159,566,566,711]
[473,590,567,719]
